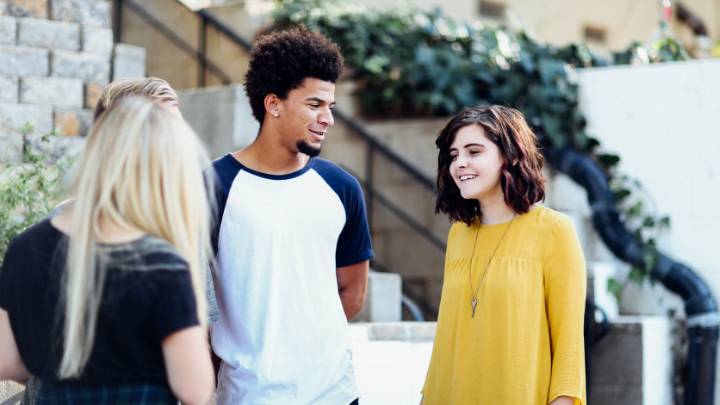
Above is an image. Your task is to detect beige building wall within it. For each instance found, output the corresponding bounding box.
[347,0,719,54]
[118,0,202,90]
[509,0,718,54]
[190,0,719,56]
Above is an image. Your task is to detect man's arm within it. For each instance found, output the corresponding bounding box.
[336,260,369,320]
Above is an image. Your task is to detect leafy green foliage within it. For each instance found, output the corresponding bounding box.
[0,125,73,265]
[613,38,689,65]
[272,0,686,294]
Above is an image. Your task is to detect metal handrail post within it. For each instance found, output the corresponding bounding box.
[198,12,207,87]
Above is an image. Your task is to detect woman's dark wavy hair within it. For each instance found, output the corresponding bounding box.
[244,27,344,124]
[435,105,545,225]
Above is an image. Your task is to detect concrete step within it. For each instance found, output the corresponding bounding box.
[355,271,402,322]
[590,316,674,405]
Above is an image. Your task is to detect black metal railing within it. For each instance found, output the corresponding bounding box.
[114,0,233,85]
[347,166,444,251]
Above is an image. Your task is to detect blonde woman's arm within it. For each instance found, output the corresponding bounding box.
[162,326,215,405]
[0,309,30,383]
[155,269,215,405]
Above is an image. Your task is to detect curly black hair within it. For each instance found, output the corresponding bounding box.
[244,28,344,124]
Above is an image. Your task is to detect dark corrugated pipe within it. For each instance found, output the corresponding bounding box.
[544,145,719,405]
[677,2,709,37]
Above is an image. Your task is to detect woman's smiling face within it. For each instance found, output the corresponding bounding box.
[449,124,505,202]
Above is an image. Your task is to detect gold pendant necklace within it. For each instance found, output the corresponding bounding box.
[468,215,515,319]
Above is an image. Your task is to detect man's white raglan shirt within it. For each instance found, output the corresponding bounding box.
[210,154,373,405]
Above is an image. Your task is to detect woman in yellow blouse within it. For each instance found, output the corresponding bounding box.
[422,105,586,405]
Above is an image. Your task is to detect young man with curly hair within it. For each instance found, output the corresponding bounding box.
[209,28,372,404]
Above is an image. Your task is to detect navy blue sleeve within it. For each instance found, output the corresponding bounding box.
[313,159,374,267]
[208,154,242,256]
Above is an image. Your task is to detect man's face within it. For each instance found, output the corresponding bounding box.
[275,78,336,157]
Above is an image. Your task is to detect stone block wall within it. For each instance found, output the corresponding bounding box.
[0,1,145,398]
[0,0,146,165]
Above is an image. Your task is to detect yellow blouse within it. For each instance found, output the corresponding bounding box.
[422,206,586,405]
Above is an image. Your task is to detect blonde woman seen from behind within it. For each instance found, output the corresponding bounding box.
[0,97,215,405]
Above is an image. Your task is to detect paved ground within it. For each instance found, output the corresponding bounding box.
[0,381,23,403]
[0,324,436,405]
[349,323,434,405]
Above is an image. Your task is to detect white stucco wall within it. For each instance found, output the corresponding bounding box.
[577,59,720,403]
[578,59,720,288]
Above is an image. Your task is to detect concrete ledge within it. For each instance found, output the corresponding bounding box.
[351,321,436,342]
[355,271,402,322]
[590,315,673,405]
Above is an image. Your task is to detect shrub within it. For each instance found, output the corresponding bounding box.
[0,125,75,264]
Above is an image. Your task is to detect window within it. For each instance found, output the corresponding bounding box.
[583,24,607,44]
[478,1,507,20]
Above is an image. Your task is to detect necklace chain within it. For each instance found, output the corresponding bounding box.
[468,215,515,318]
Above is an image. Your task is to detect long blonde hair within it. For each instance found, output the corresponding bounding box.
[59,96,212,378]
